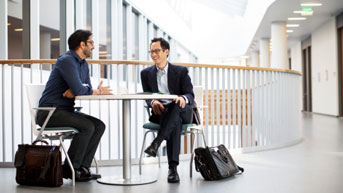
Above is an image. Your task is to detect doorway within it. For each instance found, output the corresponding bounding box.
[339,27,343,117]
[302,45,312,112]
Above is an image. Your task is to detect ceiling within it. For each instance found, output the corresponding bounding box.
[196,0,248,17]
[247,0,343,54]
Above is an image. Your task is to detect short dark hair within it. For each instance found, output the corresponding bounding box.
[68,29,92,50]
[151,37,170,51]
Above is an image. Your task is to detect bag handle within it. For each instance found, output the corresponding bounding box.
[32,140,49,145]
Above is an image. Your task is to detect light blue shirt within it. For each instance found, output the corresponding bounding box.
[154,63,188,105]
[156,64,170,95]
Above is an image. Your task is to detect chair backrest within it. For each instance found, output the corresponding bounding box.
[193,86,204,124]
[193,86,203,107]
[118,83,128,94]
[25,83,46,136]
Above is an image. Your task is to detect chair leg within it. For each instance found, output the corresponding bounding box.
[190,132,196,178]
[59,136,75,186]
[139,130,150,175]
[152,132,161,168]
[201,127,207,147]
[93,157,99,174]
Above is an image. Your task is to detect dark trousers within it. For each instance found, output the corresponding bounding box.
[36,109,105,169]
[149,103,193,168]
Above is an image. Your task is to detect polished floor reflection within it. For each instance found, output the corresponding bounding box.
[1,113,342,193]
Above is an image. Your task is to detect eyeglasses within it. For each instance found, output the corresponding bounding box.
[149,49,163,54]
[86,40,94,45]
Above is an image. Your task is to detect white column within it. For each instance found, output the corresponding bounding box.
[157,29,163,38]
[30,0,40,59]
[147,21,154,61]
[271,22,288,69]
[111,0,119,59]
[91,0,99,60]
[169,39,177,62]
[126,4,132,60]
[60,0,75,54]
[66,0,75,41]
[290,41,302,71]
[91,0,99,78]
[259,38,270,67]
[240,57,247,66]
[117,0,123,60]
[75,0,86,30]
[0,0,8,59]
[148,22,154,43]
[163,33,168,41]
[251,51,259,67]
[139,16,147,61]
[23,0,39,70]
[40,32,51,59]
[27,0,40,83]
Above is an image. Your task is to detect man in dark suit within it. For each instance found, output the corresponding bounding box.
[140,37,195,183]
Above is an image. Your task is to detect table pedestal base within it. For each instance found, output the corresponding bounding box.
[97,175,157,186]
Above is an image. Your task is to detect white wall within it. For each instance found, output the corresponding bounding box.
[290,42,302,72]
[311,17,339,116]
[290,41,303,112]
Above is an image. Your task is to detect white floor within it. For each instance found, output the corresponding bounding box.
[0,113,342,193]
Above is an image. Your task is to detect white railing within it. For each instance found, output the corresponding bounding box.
[0,60,302,166]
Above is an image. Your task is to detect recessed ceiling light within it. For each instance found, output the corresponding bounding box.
[301,3,322,6]
[50,38,60,41]
[288,17,307,20]
[7,23,11,26]
[300,0,322,6]
[286,24,300,27]
[14,28,23,31]
[99,54,112,57]
[287,30,294,33]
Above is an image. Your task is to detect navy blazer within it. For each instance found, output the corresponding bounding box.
[140,62,195,107]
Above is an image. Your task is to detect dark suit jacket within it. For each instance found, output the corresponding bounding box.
[140,62,195,108]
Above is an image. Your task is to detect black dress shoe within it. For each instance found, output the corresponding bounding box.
[80,166,102,179]
[167,167,180,183]
[144,142,159,157]
[62,165,91,182]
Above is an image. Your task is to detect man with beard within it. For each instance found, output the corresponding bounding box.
[36,29,111,182]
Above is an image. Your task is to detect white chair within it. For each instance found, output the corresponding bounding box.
[25,83,98,186]
[138,86,207,177]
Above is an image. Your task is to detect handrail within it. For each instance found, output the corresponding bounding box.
[0,58,302,165]
[0,59,302,75]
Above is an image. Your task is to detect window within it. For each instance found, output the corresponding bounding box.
[39,0,60,60]
[132,11,139,60]
[8,0,23,59]
[99,0,112,78]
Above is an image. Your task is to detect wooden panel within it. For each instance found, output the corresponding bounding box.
[203,89,252,125]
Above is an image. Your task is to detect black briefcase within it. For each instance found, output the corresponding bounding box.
[14,140,63,187]
[194,144,244,180]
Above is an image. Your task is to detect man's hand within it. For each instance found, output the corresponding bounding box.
[173,96,186,108]
[152,100,165,115]
[63,89,75,98]
[95,80,112,95]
